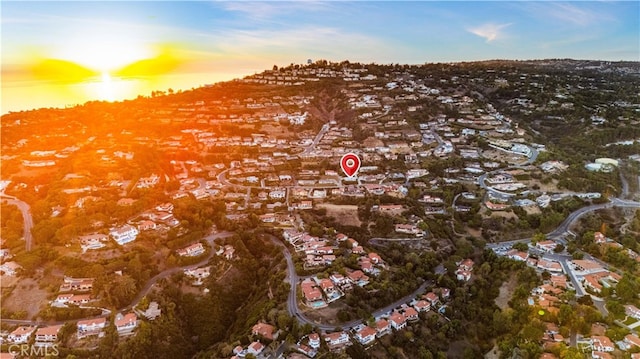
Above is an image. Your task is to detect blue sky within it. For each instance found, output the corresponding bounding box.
[1,1,638,112]
[3,1,639,67]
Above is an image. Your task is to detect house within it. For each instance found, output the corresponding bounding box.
[184,266,210,280]
[395,223,423,236]
[625,304,640,319]
[389,311,407,330]
[79,233,108,251]
[459,259,474,271]
[536,240,557,252]
[35,324,62,343]
[507,249,529,262]
[583,275,603,293]
[252,322,276,340]
[355,326,377,345]
[537,259,563,273]
[625,334,640,348]
[177,242,205,257]
[54,293,74,304]
[404,307,419,321]
[324,331,350,347]
[59,277,94,292]
[375,318,391,337]
[296,344,315,357]
[68,294,92,305]
[115,312,137,335]
[456,269,471,281]
[591,336,615,352]
[77,317,107,338]
[413,300,431,312]
[247,341,264,355]
[368,252,382,264]
[308,333,321,349]
[348,270,370,287]
[438,287,451,300]
[110,224,139,245]
[0,261,22,276]
[594,232,606,244]
[7,326,36,343]
[137,220,157,231]
[423,292,439,306]
[140,301,162,320]
[572,260,604,273]
[301,279,326,308]
[223,245,235,260]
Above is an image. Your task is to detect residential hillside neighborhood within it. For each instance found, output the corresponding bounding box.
[1,60,640,358]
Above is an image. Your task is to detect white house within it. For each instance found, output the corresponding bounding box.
[591,336,615,352]
[115,312,137,335]
[77,317,107,338]
[389,312,407,330]
[110,225,139,245]
[324,331,350,347]
[0,261,22,276]
[625,305,640,320]
[177,242,205,257]
[35,325,62,343]
[8,326,36,343]
[355,326,377,345]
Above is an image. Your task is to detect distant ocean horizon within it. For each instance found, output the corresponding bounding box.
[1,71,248,115]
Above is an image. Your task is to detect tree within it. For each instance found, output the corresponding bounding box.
[512,242,529,251]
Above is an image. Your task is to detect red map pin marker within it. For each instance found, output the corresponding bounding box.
[340,153,361,178]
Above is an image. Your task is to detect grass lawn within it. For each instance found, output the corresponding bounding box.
[623,316,639,326]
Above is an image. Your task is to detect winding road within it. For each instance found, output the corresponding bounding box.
[3,190,639,333]
[0,193,34,251]
[269,232,433,331]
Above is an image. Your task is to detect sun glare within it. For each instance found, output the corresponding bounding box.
[99,72,114,101]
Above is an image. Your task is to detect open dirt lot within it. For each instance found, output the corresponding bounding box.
[2,277,50,319]
[316,203,361,227]
[301,300,348,326]
[495,274,517,310]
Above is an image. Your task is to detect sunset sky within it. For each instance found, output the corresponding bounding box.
[2,1,639,113]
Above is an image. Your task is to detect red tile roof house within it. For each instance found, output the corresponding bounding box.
[389,311,407,330]
[54,293,74,305]
[177,242,205,257]
[35,324,63,343]
[247,341,265,356]
[308,333,321,349]
[459,258,474,271]
[355,326,377,345]
[77,317,107,339]
[414,300,431,312]
[59,277,94,292]
[7,326,36,344]
[375,318,391,337]
[403,307,419,321]
[625,334,640,349]
[323,331,350,349]
[301,279,326,308]
[252,322,276,341]
[348,270,370,287]
[368,252,383,265]
[423,292,440,306]
[591,336,615,352]
[115,312,138,336]
[536,240,557,252]
[68,294,92,306]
